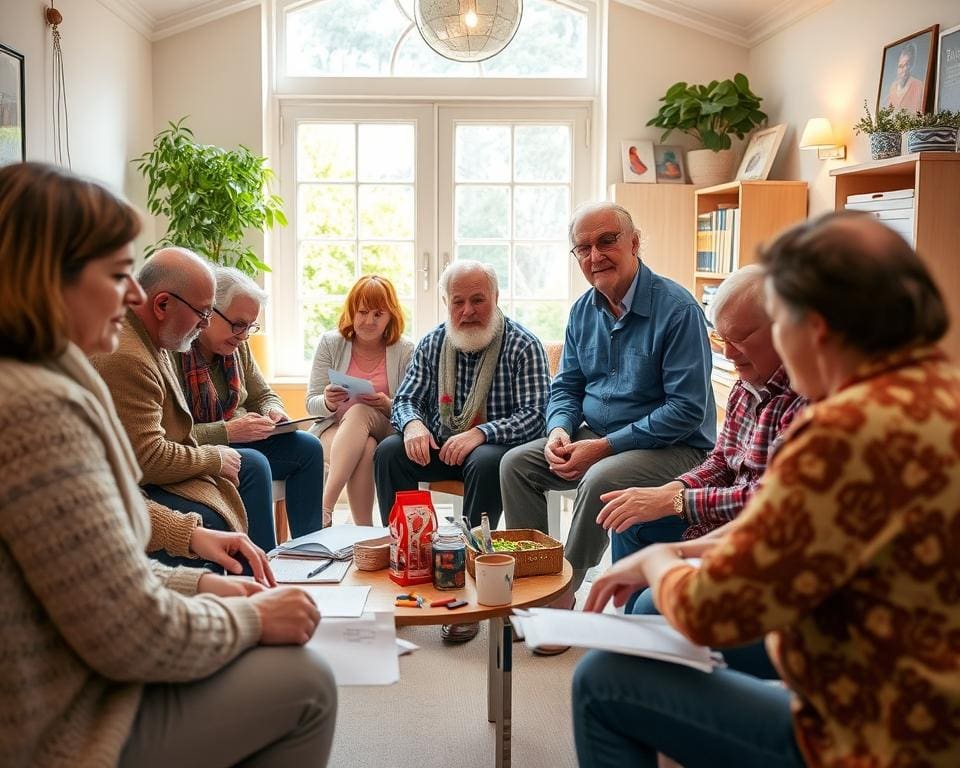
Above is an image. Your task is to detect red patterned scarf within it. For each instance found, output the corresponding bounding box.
[179,340,242,423]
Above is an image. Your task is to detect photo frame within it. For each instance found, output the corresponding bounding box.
[734,124,786,182]
[620,139,656,183]
[653,145,686,184]
[935,23,960,112]
[0,42,25,167]
[877,25,938,115]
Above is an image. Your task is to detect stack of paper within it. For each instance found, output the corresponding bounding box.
[510,609,723,673]
[308,611,400,686]
[270,525,389,561]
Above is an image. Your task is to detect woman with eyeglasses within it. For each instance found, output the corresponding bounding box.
[173,266,324,546]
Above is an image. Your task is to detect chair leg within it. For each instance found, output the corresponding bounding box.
[274,499,290,543]
[547,492,561,540]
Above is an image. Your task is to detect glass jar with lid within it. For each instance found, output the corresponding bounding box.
[432,525,466,590]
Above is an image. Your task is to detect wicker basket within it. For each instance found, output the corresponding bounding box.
[466,528,563,578]
[353,535,391,571]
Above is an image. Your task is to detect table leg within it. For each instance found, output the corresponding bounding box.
[486,617,512,767]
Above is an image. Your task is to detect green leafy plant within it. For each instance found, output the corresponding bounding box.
[852,100,902,135]
[134,117,286,276]
[894,109,960,131]
[646,73,767,152]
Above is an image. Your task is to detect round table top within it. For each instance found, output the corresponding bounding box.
[337,561,573,626]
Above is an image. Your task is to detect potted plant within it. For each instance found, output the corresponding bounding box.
[134,117,287,277]
[852,100,903,160]
[647,73,767,186]
[896,110,960,154]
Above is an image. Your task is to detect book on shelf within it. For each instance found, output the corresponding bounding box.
[712,351,736,373]
[695,208,740,274]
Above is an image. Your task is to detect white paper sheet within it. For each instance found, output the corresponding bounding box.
[299,585,371,618]
[511,609,722,673]
[271,557,352,583]
[308,612,400,686]
[328,369,376,398]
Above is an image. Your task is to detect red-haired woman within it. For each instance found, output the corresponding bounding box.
[306,275,413,525]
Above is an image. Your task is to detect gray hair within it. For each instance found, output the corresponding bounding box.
[439,259,499,299]
[137,248,213,296]
[708,264,766,325]
[568,202,637,245]
[214,266,268,310]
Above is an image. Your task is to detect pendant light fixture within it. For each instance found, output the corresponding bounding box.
[414,0,523,63]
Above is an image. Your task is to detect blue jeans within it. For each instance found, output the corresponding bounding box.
[610,516,688,613]
[234,430,324,551]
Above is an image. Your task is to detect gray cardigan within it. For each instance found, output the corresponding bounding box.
[305,330,414,436]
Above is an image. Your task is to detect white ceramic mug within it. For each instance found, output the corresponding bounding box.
[475,553,515,606]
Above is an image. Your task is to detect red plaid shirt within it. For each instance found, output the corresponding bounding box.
[680,367,805,539]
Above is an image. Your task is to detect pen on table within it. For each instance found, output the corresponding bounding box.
[306,559,334,579]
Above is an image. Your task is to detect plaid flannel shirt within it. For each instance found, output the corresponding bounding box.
[680,366,805,539]
[391,317,550,445]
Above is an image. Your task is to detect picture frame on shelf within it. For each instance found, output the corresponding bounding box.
[935,23,960,111]
[0,42,25,167]
[877,25,938,115]
[734,124,786,182]
[620,139,656,183]
[653,145,686,183]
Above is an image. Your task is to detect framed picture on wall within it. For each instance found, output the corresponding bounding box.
[0,42,25,167]
[877,25,938,115]
[735,124,786,182]
[621,139,656,183]
[936,24,960,112]
[653,145,686,183]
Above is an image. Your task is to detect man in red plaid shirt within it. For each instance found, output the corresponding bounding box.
[597,265,805,610]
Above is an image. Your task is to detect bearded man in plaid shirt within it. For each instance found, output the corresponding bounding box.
[597,265,805,612]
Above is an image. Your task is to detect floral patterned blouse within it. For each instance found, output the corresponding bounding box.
[658,346,960,767]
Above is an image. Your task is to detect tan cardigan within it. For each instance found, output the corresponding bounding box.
[91,313,248,538]
[0,344,259,768]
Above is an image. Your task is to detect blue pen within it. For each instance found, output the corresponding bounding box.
[306,559,334,579]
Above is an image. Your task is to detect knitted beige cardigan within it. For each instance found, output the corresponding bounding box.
[0,344,260,767]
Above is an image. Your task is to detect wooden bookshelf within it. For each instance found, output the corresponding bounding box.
[693,180,808,306]
[831,152,960,359]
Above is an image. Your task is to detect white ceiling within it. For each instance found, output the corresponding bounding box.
[102,0,832,46]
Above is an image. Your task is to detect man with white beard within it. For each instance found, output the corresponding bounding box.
[374,261,550,641]
[92,248,273,568]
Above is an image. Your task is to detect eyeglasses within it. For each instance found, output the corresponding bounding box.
[212,306,261,337]
[570,231,623,262]
[167,291,213,323]
[708,325,765,350]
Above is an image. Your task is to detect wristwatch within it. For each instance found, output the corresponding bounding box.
[672,488,686,521]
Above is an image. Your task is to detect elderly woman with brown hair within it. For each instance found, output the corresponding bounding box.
[573,211,960,768]
[0,162,336,768]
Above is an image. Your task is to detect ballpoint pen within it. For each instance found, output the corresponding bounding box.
[306,559,335,579]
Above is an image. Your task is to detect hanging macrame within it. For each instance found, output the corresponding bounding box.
[45,3,71,168]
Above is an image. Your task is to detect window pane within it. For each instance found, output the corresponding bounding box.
[514,244,567,298]
[511,300,568,342]
[456,244,510,295]
[515,125,570,182]
[286,0,410,76]
[358,124,415,182]
[359,185,415,239]
[303,300,346,361]
[360,242,416,298]
[299,184,356,238]
[455,125,511,182]
[456,186,510,238]
[514,186,568,240]
[301,242,356,295]
[482,0,587,78]
[394,28,481,77]
[298,124,355,181]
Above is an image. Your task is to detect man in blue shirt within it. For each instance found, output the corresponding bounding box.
[501,202,715,612]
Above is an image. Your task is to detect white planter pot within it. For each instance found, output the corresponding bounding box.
[686,148,736,187]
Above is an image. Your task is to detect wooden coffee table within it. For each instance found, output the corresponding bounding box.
[337,562,573,767]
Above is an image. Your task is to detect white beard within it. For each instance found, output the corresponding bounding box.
[160,324,202,353]
[445,318,496,353]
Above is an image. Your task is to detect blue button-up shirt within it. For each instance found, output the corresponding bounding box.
[546,261,716,453]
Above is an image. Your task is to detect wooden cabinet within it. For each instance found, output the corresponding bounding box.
[693,180,808,306]
[831,152,960,360]
[609,183,698,294]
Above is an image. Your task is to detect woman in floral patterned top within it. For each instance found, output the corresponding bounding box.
[574,211,960,768]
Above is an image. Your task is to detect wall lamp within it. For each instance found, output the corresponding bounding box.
[799,117,846,160]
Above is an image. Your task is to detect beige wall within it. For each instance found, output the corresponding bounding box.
[750,0,960,214]
[605,3,749,187]
[1,0,154,239]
